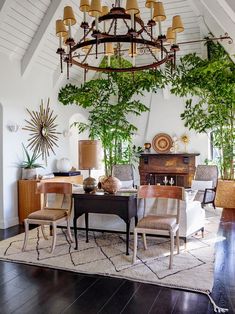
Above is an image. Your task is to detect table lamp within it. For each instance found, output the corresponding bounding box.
[78,140,101,193]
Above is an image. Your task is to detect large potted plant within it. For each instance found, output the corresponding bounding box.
[58,57,165,176]
[167,41,234,207]
[20,144,44,179]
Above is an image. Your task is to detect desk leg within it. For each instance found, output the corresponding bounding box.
[85,213,89,243]
[135,216,138,226]
[126,221,130,255]
[73,217,78,250]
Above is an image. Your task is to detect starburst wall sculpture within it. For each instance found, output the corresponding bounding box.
[23,99,61,164]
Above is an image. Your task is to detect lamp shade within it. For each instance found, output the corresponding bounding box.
[145,0,156,9]
[56,19,67,37]
[105,43,114,56]
[89,0,102,17]
[101,6,109,16]
[172,15,184,33]
[153,2,166,22]
[80,0,90,12]
[63,6,76,26]
[78,140,101,170]
[166,27,175,43]
[126,0,140,14]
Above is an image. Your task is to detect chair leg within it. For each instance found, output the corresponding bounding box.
[22,219,29,252]
[142,233,147,250]
[176,229,180,254]
[51,222,57,253]
[67,218,73,243]
[201,227,204,238]
[132,229,138,264]
[169,231,174,269]
[41,225,49,240]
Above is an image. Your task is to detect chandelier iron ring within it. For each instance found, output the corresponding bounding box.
[71,37,168,73]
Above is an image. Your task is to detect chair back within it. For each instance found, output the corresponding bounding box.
[138,185,185,222]
[194,165,218,188]
[112,164,134,188]
[36,182,73,213]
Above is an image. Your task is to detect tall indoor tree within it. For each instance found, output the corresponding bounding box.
[168,41,235,179]
[58,57,165,176]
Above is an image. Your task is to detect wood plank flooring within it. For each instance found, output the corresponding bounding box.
[0,208,234,314]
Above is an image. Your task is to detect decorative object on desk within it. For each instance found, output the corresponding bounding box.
[180,134,190,153]
[79,140,101,193]
[56,158,71,172]
[20,144,44,180]
[152,133,173,153]
[144,142,151,153]
[22,99,61,164]
[101,176,122,194]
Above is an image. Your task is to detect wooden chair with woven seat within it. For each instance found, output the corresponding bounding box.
[132,185,185,269]
[22,182,73,253]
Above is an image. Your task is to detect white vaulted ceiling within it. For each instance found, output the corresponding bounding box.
[0,0,234,87]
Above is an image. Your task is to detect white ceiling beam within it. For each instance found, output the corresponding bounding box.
[21,0,64,77]
[0,0,14,29]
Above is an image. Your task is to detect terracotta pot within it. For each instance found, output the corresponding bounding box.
[101,176,122,194]
[215,180,235,209]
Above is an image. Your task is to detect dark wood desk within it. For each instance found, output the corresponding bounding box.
[72,191,138,255]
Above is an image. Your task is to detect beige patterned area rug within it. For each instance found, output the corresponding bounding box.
[0,208,227,312]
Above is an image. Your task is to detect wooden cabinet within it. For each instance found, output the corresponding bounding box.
[139,153,199,188]
[18,175,83,224]
[18,180,41,224]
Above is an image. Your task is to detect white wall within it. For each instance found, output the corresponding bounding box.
[0,52,82,228]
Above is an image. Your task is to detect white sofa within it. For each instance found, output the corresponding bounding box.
[137,197,205,243]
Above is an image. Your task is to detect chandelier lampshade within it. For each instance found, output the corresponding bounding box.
[145,0,156,9]
[166,27,175,43]
[89,0,102,17]
[63,6,76,26]
[80,0,90,12]
[56,20,67,38]
[172,15,184,33]
[101,6,109,16]
[126,0,140,14]
[105,43,114,56]
[153,2,166,22]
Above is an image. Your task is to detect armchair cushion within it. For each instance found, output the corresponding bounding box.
[191,180,213,191]
[120,180,134,189]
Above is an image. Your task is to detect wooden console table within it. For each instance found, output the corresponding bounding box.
[72,191,138,255]
[139,153,199,188]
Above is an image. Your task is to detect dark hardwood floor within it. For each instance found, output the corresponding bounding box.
[0,208,234,314]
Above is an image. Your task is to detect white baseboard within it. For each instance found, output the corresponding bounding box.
[0,216,19,229]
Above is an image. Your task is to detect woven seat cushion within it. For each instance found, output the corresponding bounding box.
[137,215,177,231]
[27,209,68,221]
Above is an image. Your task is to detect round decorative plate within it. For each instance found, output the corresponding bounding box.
[152,133,173,153]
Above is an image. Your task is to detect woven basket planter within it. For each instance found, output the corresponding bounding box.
[215,180,235,209]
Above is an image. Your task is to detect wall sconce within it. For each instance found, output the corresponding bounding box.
[7,123,20,132]
[63,129,72,137]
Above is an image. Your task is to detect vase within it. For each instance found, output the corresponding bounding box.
[101,176,122,194]
[56,158,71,172]
[22,168,37,180]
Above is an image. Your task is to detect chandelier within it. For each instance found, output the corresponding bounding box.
[55,0,228,78]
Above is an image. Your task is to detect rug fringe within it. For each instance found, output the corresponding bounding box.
[206,292,229,313]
